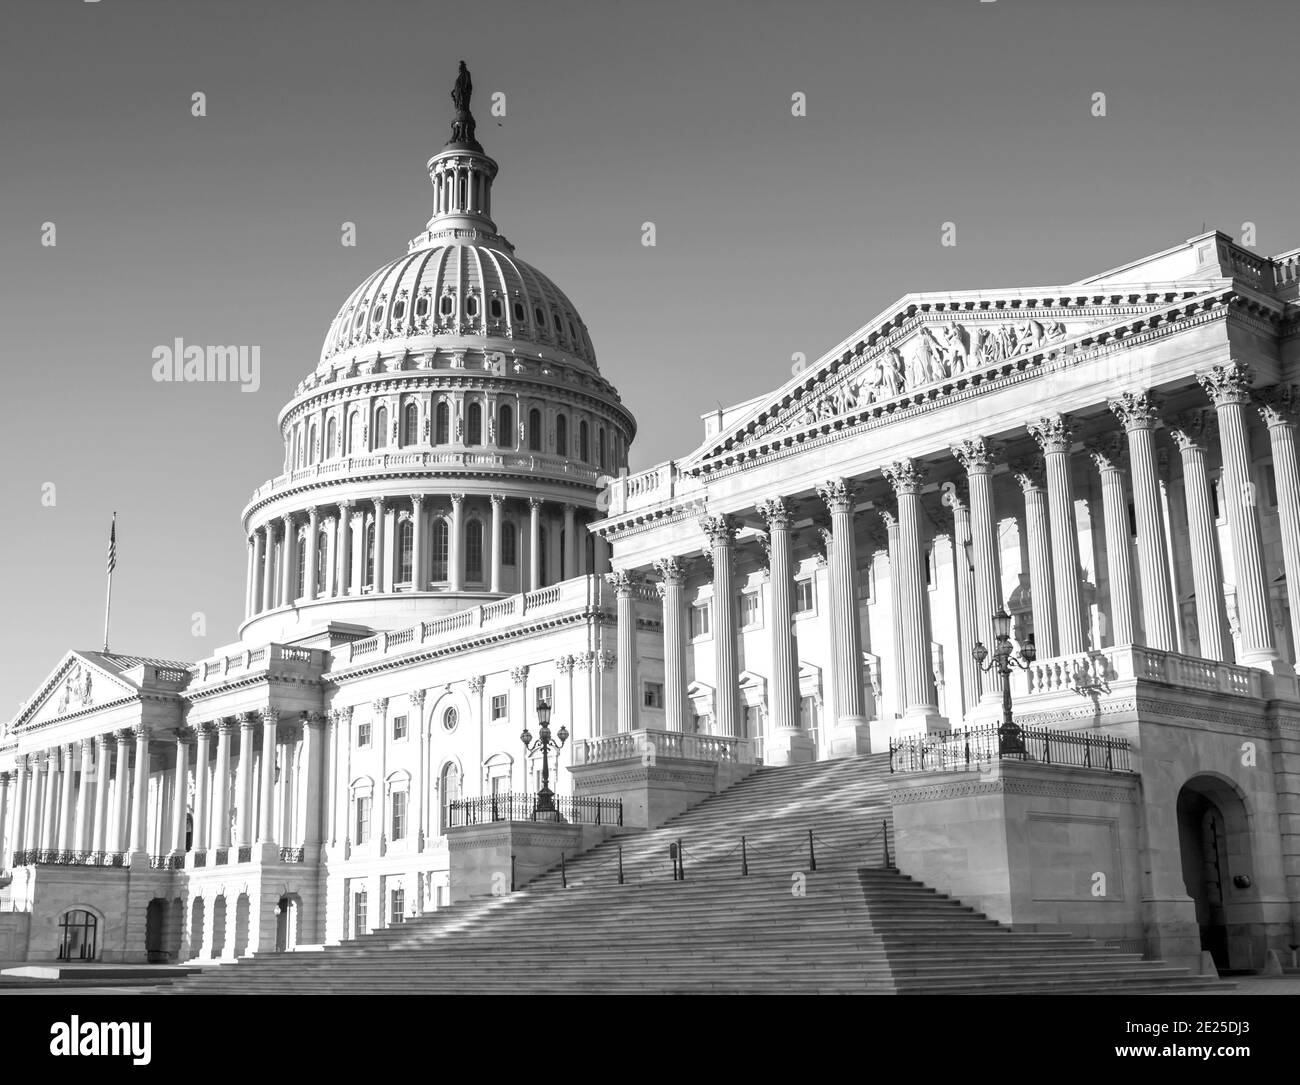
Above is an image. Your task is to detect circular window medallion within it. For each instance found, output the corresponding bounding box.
[442,706,458,733]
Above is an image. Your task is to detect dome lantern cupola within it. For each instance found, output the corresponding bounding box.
[418,60,501,245]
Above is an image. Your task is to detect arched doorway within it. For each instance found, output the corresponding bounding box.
[210,896,228,959]
[189,897,205,960]
[233,894,251,958]
[275,894,301,952]
[145,898,167,963]
[1177,775,1254,971]
[57,910,98,961]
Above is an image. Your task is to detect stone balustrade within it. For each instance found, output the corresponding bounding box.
[1022,644,1264,700]
[573,728,757,767]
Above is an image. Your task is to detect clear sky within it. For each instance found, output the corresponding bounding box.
[1,0,1297,717]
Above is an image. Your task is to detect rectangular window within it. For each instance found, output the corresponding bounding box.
[742,704,761,738]
[357,721,371,748]
[353,890,368,937]
[690,603,711,638]
[390,888,405,925]
[392,791,407,841]
[356,796,371,844]
[393,714,408,741]
[800,695,817,730]
[535,685,552,710]
[643,681,665,709]
[794,578,815,614]
[740,591,761,628]
[491,693,508,721]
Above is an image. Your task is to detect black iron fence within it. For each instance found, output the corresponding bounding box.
[10,850,129,867]
[448,792,623,828]
[889,723,1131,774]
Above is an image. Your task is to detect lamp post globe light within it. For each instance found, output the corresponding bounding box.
[520,697,568,819]
[971,608,1037,757]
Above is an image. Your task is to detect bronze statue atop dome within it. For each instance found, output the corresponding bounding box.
[446,60,481,149]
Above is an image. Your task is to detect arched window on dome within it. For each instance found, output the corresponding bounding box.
[403,403,419,447]
[364,522,376,591]
[308,424,317,466]
[498,404,513,449]
[439,294,453,318]
[465,520,484,583]
[435,401,450,445]
[598,427,607,470]
[326,418,337,461]
[415,295,430,320]
[556,414,568,458]
[513,301,526,322]
[431,519,449,582]
[374,406,388,449]
[502,522,516,567]
[392,299,406,323]
[528,409,542,452]
[296,535,307,600]
[465,295,479,319]
[397,520,414,586]
[490,297,503,320]
[316,531,328,595]
[579,420,589,463]
[440,762,462,834]
[467,402,482,446]
[348,412,361,455]
[534,306,546,328]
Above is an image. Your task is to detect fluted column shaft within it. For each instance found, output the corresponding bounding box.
[563,504,577,580]
[1261,390,1300,663]
[74,738,95,851]
[1013,461,1057,657]
[28,755,47,853]
[952,439,1003,700]
[304,507,319,601]
[259,711,279,844]
[261,525,276,611]
[1200,366,1278,666]
[372,498,387,593]
[170,734,189,854]
[449,495,464,591]
[212,720,233,848]
[411,495,426,591]
[337,501,352,597]
[91,736,111,854]
[249,533,263,617]
[1111,393,1177,651]
[40,751,60,851]
[1167,417,1230,661]
[817,481,866,723]
[1087,440,1136,647]
[0,772,10,865]
[58,744,77,851]
[609,572,639,731]
[944,496,978,719]
[703,516,740,736]
[1029,416,1085,655]
[235,715,255,848]
[490,495,503,592]
[8,757,28,858]
[129,727,150,853]
[350,510,366,595]
[528,498,542,590]
[884,464,938,716]
[280,514,296,605]
[758,499,801,730]
[653,559,690,732]
[111,733,131,853]
[192,724,211,852]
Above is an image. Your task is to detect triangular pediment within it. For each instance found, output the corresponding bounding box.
[8,650,147,734]
[688,279,1234,468]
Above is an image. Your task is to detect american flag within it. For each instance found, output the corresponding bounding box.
[107,515,117,574]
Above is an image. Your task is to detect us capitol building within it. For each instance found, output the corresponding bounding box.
[2,68,1299,980]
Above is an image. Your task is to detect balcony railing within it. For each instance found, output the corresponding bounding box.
[279,847,305,863]
[888,723,1132,775]
[447,792,623,828]
[573,728,757,767]
[1022,644,1264,700]
[9,850,129,867]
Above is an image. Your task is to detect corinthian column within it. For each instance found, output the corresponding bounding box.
[951,437,1003,700]
[489,495,503,593]
[192,723,211,853]
[58,743,76,851]
[0,771,11,866]
[756,498,801,734]
[111,731,131,853]
[212,718,234,849]
[879,505,906,719]
[235,713,256,849]
[250,531,264,617]
[701,515,740,737]
[1165,412,1231,661]
[261,524,276,611]
[280,513,297,605]
[91,735,111,854]
[259,709,279,845]
[410,495,425,591]
[528,498,542,591]
[74,737,95,852]
[40,750,60,852]
[337,500,352,597]
[882,463,940,720]
[371,497,387,593]
[1085,436,1136,648]
[1010,457,1057,658]
[170,732,190,856]
[449,494,465,592]
[304,506,320,601]
[8,756,28,861]
[652,557,689,733]
[129,726,151,854]
[1109,391,1177,652]
[1259,386,1300,663]
[816,480,867,729]
[940,485,978,719]
[1199,363,1279,668]
[1028,415,1085,655]
[607,570,639,732]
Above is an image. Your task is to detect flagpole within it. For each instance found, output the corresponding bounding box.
[103,511,116,653]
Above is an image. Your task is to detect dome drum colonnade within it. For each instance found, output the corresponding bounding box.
[598,356,1300,756]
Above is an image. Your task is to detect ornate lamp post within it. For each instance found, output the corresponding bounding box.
[520,698,567,817]
[972,608,1036,757]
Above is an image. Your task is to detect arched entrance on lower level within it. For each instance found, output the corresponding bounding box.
[145,898,167,963]
[57,909,99,961]
[1177,774,1253,971]
[189,897,205,960]
[210,896,227,959]
[275,894,302,953]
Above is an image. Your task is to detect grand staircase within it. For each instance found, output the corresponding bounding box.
[165,755,1228,995]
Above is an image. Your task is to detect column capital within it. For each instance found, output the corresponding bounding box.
[881,461,925,497]
[755,496,793,528]
[1027,414,1073,453]
[131,724,151,741]
[1197,361,1254,407]
[216,717,236,737]
[191,720,212,738]
[410,492,425,509]
[652,556,687,585]
[510,665,530,686]
[114,729,132,746]
[950,436,1001,472]
[556,654,577,674]
[1256,384,1300,429]
[490,493,504,508]
[1085,433,1128,472]
[1165,409,1215,452]
[597,650,616,671]
[78,735,95,752]
[409,688,427,707]
[306,711,328,729]
[816,477,856,511]
[450,493,465,508]
[468,675,486,695]
[605,569,636,594]
[528,496,543,512]
[235,711,255,728]
[280,511,294,527]
[574,651,596,672]
[372,697,389,716]
[699,514,736,546]
[336,705,354,724]
[260,708,280,726]
[1009,456,1047,492]
[306,505,319,520]
[1108,391,1163,430]
[337,498,352,513]
[373,495,387,511]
